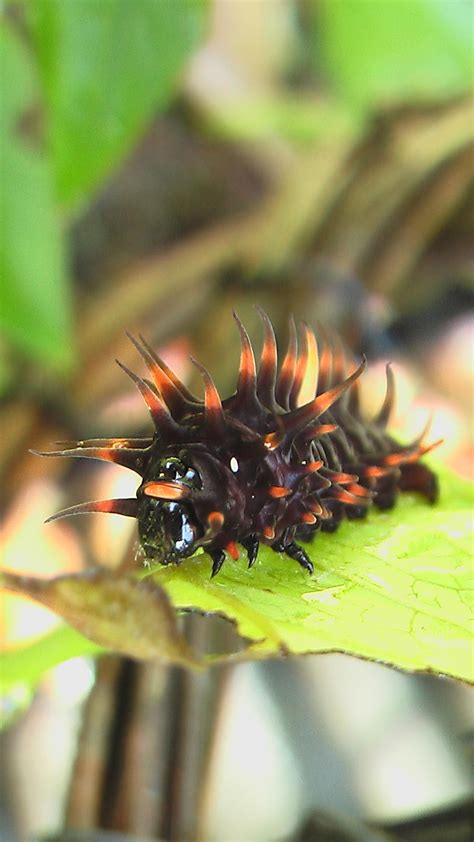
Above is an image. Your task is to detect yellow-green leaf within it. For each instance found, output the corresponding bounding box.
[2,465,472,686]
[152,464,473,682]
[0,23,72,370]
[28,0,207,206]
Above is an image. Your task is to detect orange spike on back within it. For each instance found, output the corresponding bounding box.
[256,307,278,405]
[116,360,179,433]
[282,357,367,436]
[383,439,442,467]
[269,486,292,498]
[138,333,199,403]
[233,311,257,398]
[296,323,319,406]
[289,322,309,409]
[383,451,414,468]
[302,512,317,524]
[191,358,225,432]
[308,500,323,515]
[143,481,190,501]
[317,333,333,393]
[276,316,297,409]
[374,364,395,428]
[126,333,191,417]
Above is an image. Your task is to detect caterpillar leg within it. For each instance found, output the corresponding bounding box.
[271,532,313,573]
[282,541,314,575]
[241,534,260,568]
[210,549,225,578]
[373,474,399,510]
[346,504,368,520]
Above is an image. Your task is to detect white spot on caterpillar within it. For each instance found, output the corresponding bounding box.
[230,456,239,473]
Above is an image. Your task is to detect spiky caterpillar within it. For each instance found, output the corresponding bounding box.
[36,311,440,577]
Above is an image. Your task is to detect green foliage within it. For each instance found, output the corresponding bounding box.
[155,464,473,681]
[1,1,207,369]
[2,465,472,696]
[316,0,472,107]
[204,95,356,144]
[28,0,207,207]
[0,625,102,729]
[0,23,72,371]
[1,626,102,699]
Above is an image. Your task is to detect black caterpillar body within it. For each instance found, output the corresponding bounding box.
[38,311,439,577]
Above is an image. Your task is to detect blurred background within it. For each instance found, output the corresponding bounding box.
[1,1,473,841]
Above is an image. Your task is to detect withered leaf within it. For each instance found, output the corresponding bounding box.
[1,568,203,670]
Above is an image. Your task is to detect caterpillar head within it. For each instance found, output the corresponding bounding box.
[137,454,204,565]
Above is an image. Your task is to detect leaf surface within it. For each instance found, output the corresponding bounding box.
[152,465,473,681]
[1,625,102,694]
[316,0,472,107]
[0,24,72,369]
[28,0,207,205]
[1,466,472,685]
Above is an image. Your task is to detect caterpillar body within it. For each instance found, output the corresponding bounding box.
[37,311,439,577]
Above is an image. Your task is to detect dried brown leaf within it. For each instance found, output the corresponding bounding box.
[1,568,203,670]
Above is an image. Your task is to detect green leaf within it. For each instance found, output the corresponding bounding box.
[316,0,472,108]
[204,94,357,143]
[28,0,207,206]
[152,464,473,682]
[2,466,472,684]
[0,23,73,370]
[1,625,103,697]
[0,624,102,729]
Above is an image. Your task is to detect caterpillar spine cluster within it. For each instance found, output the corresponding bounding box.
[36,310,439,577]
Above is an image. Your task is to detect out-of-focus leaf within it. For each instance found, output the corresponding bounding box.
[1,682,34,731]
[204,95,356,143]
[153,464,473,682]
[28,0,207,206]
[0,344,13,396]
[0,568,202,670]
[316,0,472,107]
[0,24,72,370]
[0,625,102,697]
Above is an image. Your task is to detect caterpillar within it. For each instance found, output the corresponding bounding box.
[36,310,440,577]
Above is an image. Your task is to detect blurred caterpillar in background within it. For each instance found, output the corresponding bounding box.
[35,310,439,577]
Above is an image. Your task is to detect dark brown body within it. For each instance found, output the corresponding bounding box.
[38,312,439,577]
